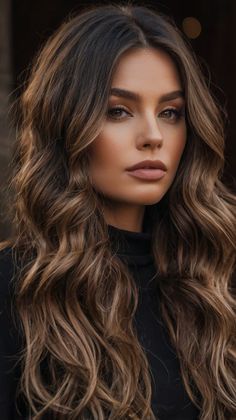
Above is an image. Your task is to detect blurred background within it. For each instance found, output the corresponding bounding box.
[1,0,235,240]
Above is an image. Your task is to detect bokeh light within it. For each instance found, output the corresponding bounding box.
[182,17,202,39]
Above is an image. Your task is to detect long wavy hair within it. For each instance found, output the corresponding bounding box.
[1,3,236,419]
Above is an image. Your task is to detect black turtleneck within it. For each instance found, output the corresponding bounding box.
[0,225,201,419]
[107,223,201,420]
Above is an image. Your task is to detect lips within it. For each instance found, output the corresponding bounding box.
[126,159,167,171]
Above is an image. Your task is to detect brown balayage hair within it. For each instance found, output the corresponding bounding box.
[1,3,236,419]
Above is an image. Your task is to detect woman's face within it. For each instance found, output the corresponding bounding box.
[88,47,187,231]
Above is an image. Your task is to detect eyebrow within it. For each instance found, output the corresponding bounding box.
[109,87,184,103]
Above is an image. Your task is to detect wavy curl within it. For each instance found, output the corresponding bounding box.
[1,3,236,419]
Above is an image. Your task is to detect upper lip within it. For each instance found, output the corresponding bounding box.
[126,159,167,171]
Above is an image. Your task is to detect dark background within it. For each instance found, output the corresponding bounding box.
[0,0,235,239]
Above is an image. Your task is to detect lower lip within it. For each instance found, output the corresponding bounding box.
[126,168,166,180]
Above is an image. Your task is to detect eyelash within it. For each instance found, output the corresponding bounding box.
[107,106,185,122]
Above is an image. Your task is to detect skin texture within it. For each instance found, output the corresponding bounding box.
[88,47,187,232]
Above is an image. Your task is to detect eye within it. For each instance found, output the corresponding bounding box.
[106,106,185,122]
[160,107,185,122]
[107,106,130,120]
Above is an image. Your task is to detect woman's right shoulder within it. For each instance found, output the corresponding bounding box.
[0,246,19,298]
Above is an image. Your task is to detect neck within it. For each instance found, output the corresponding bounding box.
[103,203,146,233]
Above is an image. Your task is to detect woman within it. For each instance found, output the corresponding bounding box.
[0,3,235,419]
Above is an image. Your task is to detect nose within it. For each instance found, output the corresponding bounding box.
[137,118,163,149]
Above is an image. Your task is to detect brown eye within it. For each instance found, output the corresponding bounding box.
[160,107,185,122]
[107,107,130,120]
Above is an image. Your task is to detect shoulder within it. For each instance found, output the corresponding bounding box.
[0,247,26,418]
[0,245,23,344]
[0,245,24,354]
[0,246,22,328]
[0,246,19,298]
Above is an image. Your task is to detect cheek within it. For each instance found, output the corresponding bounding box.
[89,128,126,168]
[88,132,125,188]
[173,136,186,159]
[167,127,187,171]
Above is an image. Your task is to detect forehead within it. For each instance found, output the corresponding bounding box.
[111,47,182,94]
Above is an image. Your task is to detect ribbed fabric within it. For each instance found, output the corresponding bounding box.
[107,223,201,420]
[108,223,154,266]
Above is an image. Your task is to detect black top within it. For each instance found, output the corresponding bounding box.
[0,224,201,419]
[107,224,201,420]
